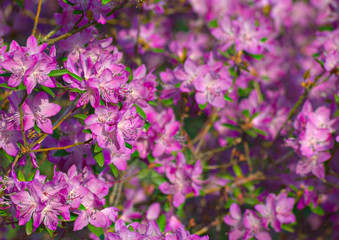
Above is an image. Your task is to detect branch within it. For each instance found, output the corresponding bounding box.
[30,138,93,153]
[18,93,28,149]
[32,0,43,36]
[46,0,129,45]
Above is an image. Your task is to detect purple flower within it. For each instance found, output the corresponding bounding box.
[159,153,203,207]
[22,92,61,134]
[224,203,245,240]
[296,151,331,179]
[0,118,21,156]
[0,36,56,94]
[243,210,271,240]
[255,192,295,232]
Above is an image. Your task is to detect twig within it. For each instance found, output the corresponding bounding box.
[18,93,28,148]
[32,0,43,36]
[46,0,129,46]
[194,108,218,154]
[30,138,93,153]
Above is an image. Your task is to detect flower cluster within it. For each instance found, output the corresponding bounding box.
[286,101,339,178]
[2,165,118,231]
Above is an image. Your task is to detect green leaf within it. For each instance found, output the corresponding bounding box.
[0,83,17,90]
[232,164,243,177]
[223,123,238,130]
[48,69,69,77]
[310,205,325,216]
[0,149,14,162]
[252,127,267,136]
[148,101,157,106]
[198,102,208,110]
[93,142,103,153]
[33,125,41,134]
[73,114,88,120]
[93,151,105,167]
[149,48,165,53]
[27,169,37,181]
[157,214,166,232]
[45,227,55,238]
[138,169,149,179]
[144,121,151,130]
[281,224,295,233]
[17,170,26,181]
[134,104,147,119]
[208,19,218,28]
[26,219,33,235]
[0,72,11,77]
[54,149,71,157]
[128,225,135,232]
[102,0,112,5]
[242,109,250,118]
[88,224,104,237]
[72,9,84,14]
[245,52,265,60]
[125,142,132,149]
[68,72,83,81]
[151,170,166,186]
[0,210,9,217]
[78,204,86,210]
[82,129,92,134]
[224,93,234,102]
[40,85,55,98]
[110,164,119,178]
[162,98,173,106]
[245,129,258,138]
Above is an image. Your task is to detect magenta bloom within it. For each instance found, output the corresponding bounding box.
[22,92,61,134]
[0,36,56,94]
[255,192,295,232]
[224,203,245,240]
[159,153,203,207]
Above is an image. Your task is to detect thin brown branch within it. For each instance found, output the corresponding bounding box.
[30,139,93,153]
[32,0,43,36]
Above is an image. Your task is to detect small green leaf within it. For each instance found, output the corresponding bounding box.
[82,129,92,134]
[223,123,238,130]
[0,210,9,217]
[93,142,103,153]
[157,214,166,232]
[252,127,267,136]
[128,225,135,232]
[149,48,165,53]
[17,170,26,181]
[208,19,218,28]
[54,149,71,157]
[26,219,33,235]
[102,0,112,4]
[224,93,234,102]
[45,227,55,237]
[0,149,14,162]
[68,72,83,81]
[93,151,105,167]
[73,114,88,120]
[88,224,104,237]
[40,85,55,98]
[110,164,119,178]
[134,104,147,119]
[27,169,37,181]
[281,224,295,233]
[72,9,84,14]
[310,205,325,216]
[78,204,86,210]
[233,164,243,177]
[138,169,149,179]
[125,142,132,149]
[162,98,173,106]
[245,129,258,138]
[48,69,69,77]
[33,125,41,134]
[148,101,157,106]
[0,72,11,77]
[144,121,151,130]
[199,102,208,110]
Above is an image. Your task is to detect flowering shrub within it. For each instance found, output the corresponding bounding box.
[0,0,338,239]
